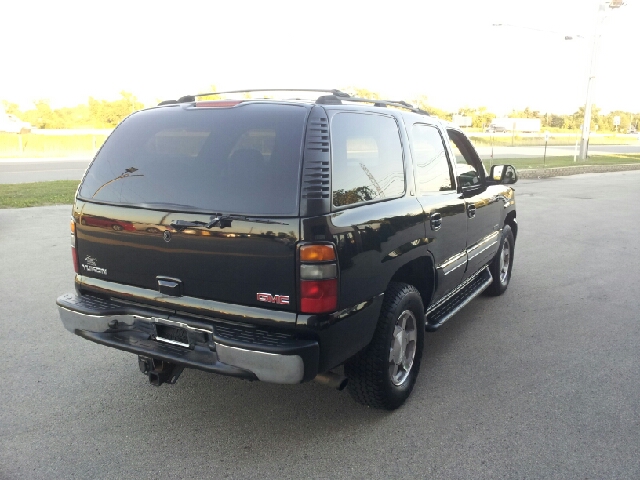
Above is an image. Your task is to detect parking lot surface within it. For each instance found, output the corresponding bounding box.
[1,171,639,479]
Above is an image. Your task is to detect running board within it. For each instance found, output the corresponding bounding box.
[425,267,493,332]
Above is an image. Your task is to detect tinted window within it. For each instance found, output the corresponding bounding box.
[331,113,404,207]
[79,104,307,215]
[411,124,454,193]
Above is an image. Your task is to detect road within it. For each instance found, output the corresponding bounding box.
[1,144,639,184]
[0,157,91,184]
[1,171,640,479]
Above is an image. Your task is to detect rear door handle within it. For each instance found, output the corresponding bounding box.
[467,204,476,218]
[430,212,443,231]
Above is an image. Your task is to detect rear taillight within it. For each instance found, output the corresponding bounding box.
[299,244,338,314]
[70,218,78,273]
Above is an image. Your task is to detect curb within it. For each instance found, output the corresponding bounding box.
[517,163,640,179]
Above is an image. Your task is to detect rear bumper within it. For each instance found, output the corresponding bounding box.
[57,293,319,384]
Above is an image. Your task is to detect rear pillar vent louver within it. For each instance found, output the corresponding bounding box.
[301,107,331,217]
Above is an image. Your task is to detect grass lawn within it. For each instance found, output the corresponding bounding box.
[0,180,79,208]
[471,135,639,147]
[483,153,640,170]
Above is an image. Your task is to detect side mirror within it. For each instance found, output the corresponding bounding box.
[490,164,518,184]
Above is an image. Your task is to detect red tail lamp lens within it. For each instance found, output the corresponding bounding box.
[300,278,337,314]
[71,218,78,273]
[71,246,78,273]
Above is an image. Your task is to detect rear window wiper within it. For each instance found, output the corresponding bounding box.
[170,215,286,230]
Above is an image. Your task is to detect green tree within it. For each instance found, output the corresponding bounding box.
[333,186,376,207]
[548,114,564,128]
[1,101,21,116]
[449,105,494,128]
[88,91,144,128]
[349,88,380,100]
[413,96,453,120]
[509,107,540,119]
[22,100,64,129]
[473,106,495,129]
[199,84,222,101]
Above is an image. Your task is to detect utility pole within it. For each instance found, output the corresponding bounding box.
[578,3,605,161]
[579,1,625,161]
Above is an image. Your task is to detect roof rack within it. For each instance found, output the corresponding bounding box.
[157,89,429,116]
[158,89,350,107]
[316,95,429,116]
[195,88,350,98]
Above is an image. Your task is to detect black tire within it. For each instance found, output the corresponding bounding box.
[345,282,425,410]
[485,224,515,296]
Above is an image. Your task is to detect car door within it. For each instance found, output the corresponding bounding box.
[447,128,503,280]
[410,123,467,301]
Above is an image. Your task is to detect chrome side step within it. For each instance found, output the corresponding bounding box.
[425,267,493,332]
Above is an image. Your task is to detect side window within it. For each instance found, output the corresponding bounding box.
[331,113,405,208]
[447,130,484,188]
[411,124,454,193]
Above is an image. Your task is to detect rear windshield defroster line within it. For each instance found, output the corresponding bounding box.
[78,103,309,216]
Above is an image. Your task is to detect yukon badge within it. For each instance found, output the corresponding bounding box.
[81,255,107,275]
[256,293,289,305]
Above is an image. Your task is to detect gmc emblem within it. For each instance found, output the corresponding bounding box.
[256,293,290,305]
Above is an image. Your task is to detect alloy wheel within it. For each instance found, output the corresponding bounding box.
[389,310,418,386]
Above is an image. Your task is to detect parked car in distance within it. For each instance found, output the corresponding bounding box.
[485,125,508,133]
[485,118,541,133]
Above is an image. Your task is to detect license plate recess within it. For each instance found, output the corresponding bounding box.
[155,323,190,347]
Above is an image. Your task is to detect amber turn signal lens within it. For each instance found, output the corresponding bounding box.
[300,244,336,262]
[70,219,76,234]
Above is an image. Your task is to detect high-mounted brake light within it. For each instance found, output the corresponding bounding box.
[299,243,338,314]
[70,217,78,273]
[195,100,243,108]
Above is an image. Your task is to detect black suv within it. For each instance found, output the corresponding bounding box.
[57,89,518,409]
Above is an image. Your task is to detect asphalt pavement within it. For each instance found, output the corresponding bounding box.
[0,158,91,184]
[1,143,639,183]
[1,171,639,479]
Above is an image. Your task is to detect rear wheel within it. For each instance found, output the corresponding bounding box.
[345,283,425,410]
[485,224,515,296]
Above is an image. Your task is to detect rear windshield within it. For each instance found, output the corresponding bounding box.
[79,103,308,215]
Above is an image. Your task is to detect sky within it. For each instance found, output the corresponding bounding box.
[1,0,638,115]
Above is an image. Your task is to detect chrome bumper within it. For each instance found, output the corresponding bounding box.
[57,294,317,384]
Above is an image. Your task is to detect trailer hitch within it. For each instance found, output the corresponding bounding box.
[138,356,184,386]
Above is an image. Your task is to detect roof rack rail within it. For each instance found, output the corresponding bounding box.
[190,88,351,99]
[157,89,429,116]
[316,96,429,116]
[158,89,350,107]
